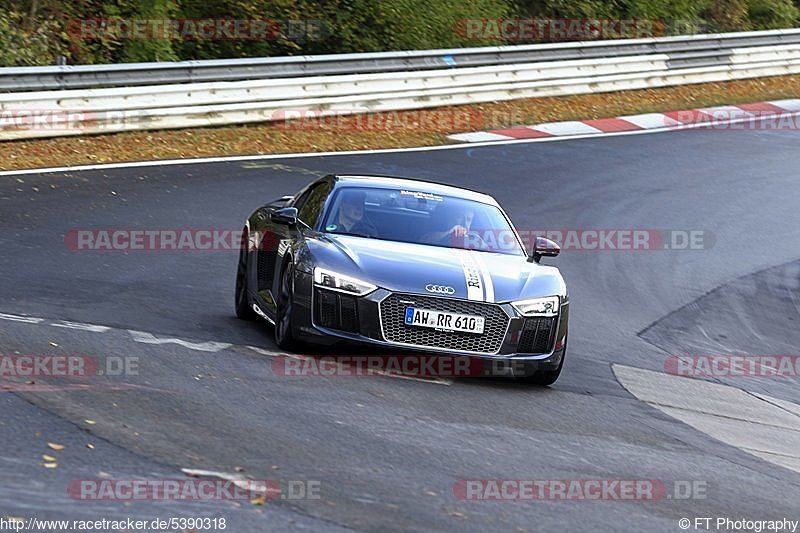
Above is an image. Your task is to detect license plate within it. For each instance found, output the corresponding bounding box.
[404,307,485,334]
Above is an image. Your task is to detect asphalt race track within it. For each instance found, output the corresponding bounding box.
[1,127,798,531]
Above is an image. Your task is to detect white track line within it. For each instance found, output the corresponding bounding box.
[181,468,277,497]
[50,320,111,333]
[0,311,232,353]
[127,330,232,352]
[0,312,44,324]
[245,345,284,357]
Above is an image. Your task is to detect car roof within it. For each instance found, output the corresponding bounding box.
[332,174,499,206]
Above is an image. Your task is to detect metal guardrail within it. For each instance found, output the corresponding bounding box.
[1,29,800,91]
[1,29,799,140]
[0,55,670,111]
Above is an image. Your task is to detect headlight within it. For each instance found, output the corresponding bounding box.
[314,267,377,296]
[512,296,560,317]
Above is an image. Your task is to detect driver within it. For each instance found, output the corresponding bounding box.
[424,205,475,245]
[334,189,378,237]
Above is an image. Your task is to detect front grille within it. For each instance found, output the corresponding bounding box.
[517,317,556,354]
[380,293,509,354]
[315,289,360,333]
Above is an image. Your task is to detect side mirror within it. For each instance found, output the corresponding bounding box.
[271,207,299,226]
[528,236,560,263]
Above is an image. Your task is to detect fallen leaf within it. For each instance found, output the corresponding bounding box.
[42,462,57,468]
[84,420,96,425]
[42,454,56,461]
[47,442,65,450]
[49,342,58,347]
[250,496,265,505]
[85,443,94,449]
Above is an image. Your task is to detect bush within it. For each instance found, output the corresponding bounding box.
[102,0,181,62]
[169,0,511,59]
[0,11,67,66]
[327,0,512,52]
[746,0,799,29]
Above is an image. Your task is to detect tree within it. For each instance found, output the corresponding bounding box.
[707,0,750,31]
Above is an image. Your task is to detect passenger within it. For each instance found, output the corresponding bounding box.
[334,189,378,237]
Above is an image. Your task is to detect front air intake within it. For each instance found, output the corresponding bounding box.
[517,317,556,354]
[314,289,360,333]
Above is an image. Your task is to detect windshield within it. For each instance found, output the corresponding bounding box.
[319,186,525,256]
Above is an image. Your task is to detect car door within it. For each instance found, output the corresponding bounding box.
[252,178,332,314]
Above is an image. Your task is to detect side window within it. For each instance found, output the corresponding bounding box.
[297,182,330,227]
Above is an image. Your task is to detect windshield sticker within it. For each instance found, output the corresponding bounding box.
[399,190,443,202]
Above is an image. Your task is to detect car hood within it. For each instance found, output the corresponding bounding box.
[308,234,566,303]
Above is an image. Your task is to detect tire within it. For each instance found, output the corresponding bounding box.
[274,259,298,350]
[235,230,257,321]
[520,347,566,386]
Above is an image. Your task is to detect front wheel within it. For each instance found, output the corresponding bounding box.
[520,347,566,386]
[274,260,298,350]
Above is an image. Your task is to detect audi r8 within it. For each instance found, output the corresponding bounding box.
[235,174,569,384]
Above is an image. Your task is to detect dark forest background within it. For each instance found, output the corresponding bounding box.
[1,0,797,65]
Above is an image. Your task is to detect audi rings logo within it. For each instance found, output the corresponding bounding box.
[425,284,456,295]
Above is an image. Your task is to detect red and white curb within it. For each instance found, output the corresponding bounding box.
[449,99,800,142]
